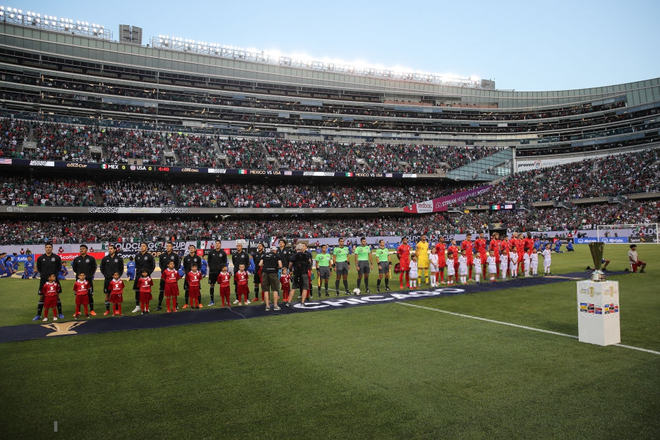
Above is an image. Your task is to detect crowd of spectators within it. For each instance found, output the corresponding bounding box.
[0,118,28,158]
[171,183,229,208]
[99,180,174,207]
[6,77,657,136]
[360,143,495,173]
[223,183,282,208]
[0,176,96,207]
[1,199,657,245]
[167,133,220,168]
[0,146,658,208]
[30,123,95,162]
[469,148,660,205]
[88,127,162,164]
[220,138,270,170]
[0,175,459,209]
[264,140,364,172]
[0,118,507,172]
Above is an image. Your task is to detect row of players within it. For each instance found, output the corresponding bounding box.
[34,240,342,321]
[395,232,553,289]
[26,237,653,323]
[4,232,568,283]
[29,233,556,321]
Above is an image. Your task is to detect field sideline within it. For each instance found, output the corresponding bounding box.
[1,244,658,439]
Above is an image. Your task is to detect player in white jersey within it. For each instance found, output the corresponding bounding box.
[486,251,497,282]
[509,247,519,278]
[499,251,509,281]
[408,255,419,288]
[530,250,539,276]
[446,254,456,285]
[429,248,439,287]
[523,252,531,277]
[542,244,552,275]
[473,248,481,283]
[458,250,468,284]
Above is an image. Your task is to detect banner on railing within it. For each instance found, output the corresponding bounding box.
[403,185,492,214]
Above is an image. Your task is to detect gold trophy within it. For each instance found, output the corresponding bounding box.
[588,242,605,281]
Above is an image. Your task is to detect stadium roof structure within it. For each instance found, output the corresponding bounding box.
[0,4,487,90]
[151,35,485,90]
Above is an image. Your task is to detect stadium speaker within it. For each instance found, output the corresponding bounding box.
[119,24,131,43]
[119,25,142,45]
[131,26,143,45]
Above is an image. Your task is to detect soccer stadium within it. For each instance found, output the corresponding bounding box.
[0,3,659,439]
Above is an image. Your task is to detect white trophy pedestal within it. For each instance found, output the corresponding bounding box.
[576,280,620,346]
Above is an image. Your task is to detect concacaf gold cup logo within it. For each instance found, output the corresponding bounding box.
[41,321,87,337]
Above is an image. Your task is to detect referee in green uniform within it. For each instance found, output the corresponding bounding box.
[354,237,373,294]
[315,244,332,297]
[332,238,350,296]
[375,239,392,292]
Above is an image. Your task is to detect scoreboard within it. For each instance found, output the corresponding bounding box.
[490,204,516,211]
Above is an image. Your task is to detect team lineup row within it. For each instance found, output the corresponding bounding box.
[28,232,565,321]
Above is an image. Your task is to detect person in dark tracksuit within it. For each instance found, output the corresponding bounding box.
[207,240,228,307]
[72,244,98,316]
[276,239,293,277]
[231,243,250,304]
[33,243,63,321]
[100,244,124,315]
[182,245,203,308]
[251,243,266,302]
[132,242,155,313]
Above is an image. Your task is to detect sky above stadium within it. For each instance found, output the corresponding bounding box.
[12,0,660,91]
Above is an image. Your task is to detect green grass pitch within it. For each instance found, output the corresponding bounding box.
[0,244,658,439]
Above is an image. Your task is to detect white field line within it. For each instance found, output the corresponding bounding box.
[397,302,660,356]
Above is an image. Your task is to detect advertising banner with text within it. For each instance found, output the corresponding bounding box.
[403,185,492,214]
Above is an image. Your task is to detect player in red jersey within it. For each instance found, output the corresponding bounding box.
[217,266,232,307]
[519,233,527,276]
[163,261,182,313]
[397,237,412,288]
[235,264,250,305]
[489,232,501,277]
[461,233,475,281]
[524,233,535,258]
[500,235,510,259]
[108,271,126,316]
[447,239,460,277]
[474,232,488,279]
[434,237,447,284]
[138,269,154,314]
[510,232,523,276]
[41,273,61,322]
[73,272,91,319]
[186,263,203,309]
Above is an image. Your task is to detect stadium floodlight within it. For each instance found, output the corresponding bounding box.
[0,5,112,39]
[149,34,486,89]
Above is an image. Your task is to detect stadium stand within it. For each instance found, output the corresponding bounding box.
[1,199,658,245]
[1,147,657,210]
[0,15,659,246]
[0,176,96,207]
